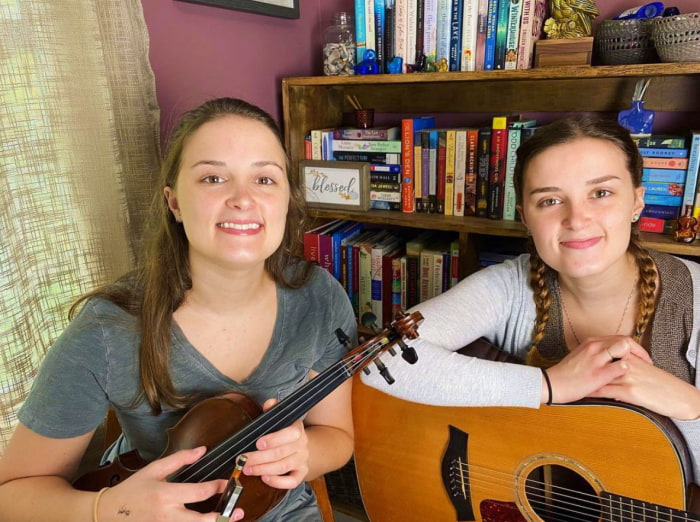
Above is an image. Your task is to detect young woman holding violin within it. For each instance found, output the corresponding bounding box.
[0,97,357,521]
[362,115,700,482]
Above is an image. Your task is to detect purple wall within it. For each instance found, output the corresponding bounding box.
[142,0,698,138]
[141,0,353,138]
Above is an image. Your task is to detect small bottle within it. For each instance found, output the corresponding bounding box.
[614,2,665,20]
[675,204,697,243]
[323,12,356,76]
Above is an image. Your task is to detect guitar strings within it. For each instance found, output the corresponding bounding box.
[452,460,695,521]
[171,333,395,483]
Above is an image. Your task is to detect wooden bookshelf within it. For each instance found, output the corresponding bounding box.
[282,63,700,275]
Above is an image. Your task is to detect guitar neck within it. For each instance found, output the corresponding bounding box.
[603,491,700,521]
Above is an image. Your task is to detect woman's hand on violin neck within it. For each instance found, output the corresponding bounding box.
[242,399,310,490]
[98,446,234,521]
[546,336,644,404]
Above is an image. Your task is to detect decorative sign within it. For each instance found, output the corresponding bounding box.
[174,0,299,19]
[300,160,370,211]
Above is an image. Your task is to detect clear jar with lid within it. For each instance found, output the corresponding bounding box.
[323,12,355,76]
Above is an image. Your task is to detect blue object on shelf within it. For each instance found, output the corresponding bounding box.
[619,100,655,136]
[613,2,665,19]
[355,49,380,75]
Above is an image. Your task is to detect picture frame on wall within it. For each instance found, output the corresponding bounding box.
[174,0,299,19]
[300,160,370,212]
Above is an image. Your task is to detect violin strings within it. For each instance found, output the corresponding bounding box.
[171,332,395,483]
[450,460,694,521]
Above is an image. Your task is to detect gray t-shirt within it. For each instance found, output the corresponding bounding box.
[19,264,357,520]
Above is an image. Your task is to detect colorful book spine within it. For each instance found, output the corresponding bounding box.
[332,139,402,152]
[371,163,402,173]
[465,128,479,216]
[488,116,509,219]
[332,151,401,164]
[503,120,536,220]
[365,0,376,54]
[483,0,499,70]
[493,0,510,69]
[415,0,425,65]
[642,204,682,220]
[504,0,523,70]
[355,0,367,63]
[332,126,400,140]
[420,130,432,212]
[431,129,442,214]
[406,0,418,69]
[450,237,460,288]
[384,0,395,73]
[460,0,480,71]
[453,128,467,217]
[642,168,688,183]
[476,127,491,217]
[643,156,688,169]
[682,131,700,213]
[474,0,490,70]
[436,0,452,69]
[638,147,688,158]
[374,0,386,72]
[395,0,409,72]
[642,181,685,196]
[444,129,457,216]
[634,135,687,148]
[332,221,364,281]
[645,194,682,206]
[423,0,439,68]
[449,0,464,71]
[638,216,676,235]
[371,234,400,327]
[516,0,547,69]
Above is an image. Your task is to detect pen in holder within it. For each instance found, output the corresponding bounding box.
[346,94,374,129]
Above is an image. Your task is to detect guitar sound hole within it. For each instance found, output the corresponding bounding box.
[524,464,600,522]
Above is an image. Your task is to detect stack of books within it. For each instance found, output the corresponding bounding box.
[354,0,548,74]
[637,134,698,235]
[302,221,459,325]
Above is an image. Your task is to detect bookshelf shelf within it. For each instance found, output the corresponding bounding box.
[282,63,700,275]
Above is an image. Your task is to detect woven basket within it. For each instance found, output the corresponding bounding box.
[652,12,700,62]
[594,18,658,65]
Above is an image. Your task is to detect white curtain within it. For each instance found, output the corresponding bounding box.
[0,0,160,450]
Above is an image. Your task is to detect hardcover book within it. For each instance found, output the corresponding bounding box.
[332,126,400,141]
[460,0,480,71]
[488,115,509,219]
[401,116,435,213]
[476,126,492,217]
[504,0,523,70]
[516,0,547,69]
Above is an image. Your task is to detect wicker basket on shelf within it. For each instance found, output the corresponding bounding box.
[651,12,700,62]
[594,18,658,65]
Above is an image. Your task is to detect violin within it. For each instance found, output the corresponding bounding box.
[73,311,423,521]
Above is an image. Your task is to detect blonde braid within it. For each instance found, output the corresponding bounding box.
[525,241,556,368]
[629,237,658,345]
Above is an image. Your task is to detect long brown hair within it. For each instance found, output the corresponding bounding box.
[71,98,312,412]
[513,115,657,367]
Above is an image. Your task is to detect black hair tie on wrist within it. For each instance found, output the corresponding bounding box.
[541,367,553,406]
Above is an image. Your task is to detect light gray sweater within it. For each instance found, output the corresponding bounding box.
[362,253,700,483]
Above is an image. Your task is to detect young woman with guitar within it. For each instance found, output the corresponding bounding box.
[360,115,700,508]
[0,98,358,521]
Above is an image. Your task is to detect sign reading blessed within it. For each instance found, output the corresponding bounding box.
[301,160,370,211]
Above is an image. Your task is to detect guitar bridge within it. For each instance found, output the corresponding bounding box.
[440,425,475,521]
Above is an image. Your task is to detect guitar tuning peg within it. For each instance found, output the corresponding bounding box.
[335,328,351,348]
[398,339,418,364]
[374,357,395,385]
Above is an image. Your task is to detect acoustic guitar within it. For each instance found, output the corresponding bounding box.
[352,339,700,522]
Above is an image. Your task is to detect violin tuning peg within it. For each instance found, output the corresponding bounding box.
[388,347,397,356]
[398,339,418,364]
[335,328,351,347]
[361,312,380,333]
[362,367,371,375]
[374,357,395,385]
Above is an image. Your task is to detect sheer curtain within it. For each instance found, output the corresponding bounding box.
[0,1,160,450]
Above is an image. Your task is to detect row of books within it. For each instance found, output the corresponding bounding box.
[636,132,700,236]
[307,114,538,219]
[354,0,548,74]
[302,220,459,326]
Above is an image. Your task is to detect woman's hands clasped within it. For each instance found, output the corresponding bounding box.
[547,335,700,421]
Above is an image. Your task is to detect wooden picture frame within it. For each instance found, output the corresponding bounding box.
[174,0,299,19]
[301,160,370,211]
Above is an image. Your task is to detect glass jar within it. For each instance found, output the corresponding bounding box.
[323,12,355,76]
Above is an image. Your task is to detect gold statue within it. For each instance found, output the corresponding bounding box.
[544,0,600,39]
